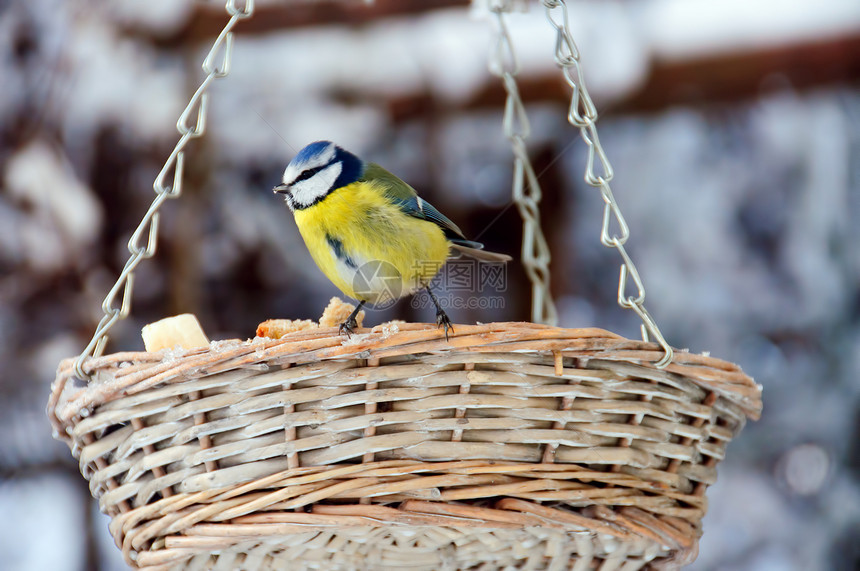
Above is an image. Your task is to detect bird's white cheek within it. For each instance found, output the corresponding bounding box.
[291,162,343,207]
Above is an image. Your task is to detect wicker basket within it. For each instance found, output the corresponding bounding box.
[48,322,761,570]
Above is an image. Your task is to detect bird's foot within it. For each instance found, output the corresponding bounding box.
[338,300,366,337]
[436,309,454,341]
[339,316,358,337]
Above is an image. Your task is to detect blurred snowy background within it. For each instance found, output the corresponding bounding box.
[1,0,859,569]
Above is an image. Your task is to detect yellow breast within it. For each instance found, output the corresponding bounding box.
[292,181,450,303]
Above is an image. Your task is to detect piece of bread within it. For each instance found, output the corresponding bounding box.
[318,297,364,329]
[255,297,363,340]
[142,314,209,352]
[255,319,319,339]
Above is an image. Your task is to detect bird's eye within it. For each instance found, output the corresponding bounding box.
[294,165,325,183]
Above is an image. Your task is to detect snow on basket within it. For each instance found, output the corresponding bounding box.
[48,320,761,570]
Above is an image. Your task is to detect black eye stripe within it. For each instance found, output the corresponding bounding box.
[294,165,325,183]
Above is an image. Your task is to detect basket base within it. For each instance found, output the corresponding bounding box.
[134,523,674,571]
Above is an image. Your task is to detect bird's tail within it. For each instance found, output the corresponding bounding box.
[449,242,512,263]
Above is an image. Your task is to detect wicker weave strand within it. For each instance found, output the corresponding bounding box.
[49,322,761,570]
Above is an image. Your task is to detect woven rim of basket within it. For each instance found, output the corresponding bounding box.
[50,322,761,427]
[48,322,761,569]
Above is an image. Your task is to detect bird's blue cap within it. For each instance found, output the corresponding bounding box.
[291,140,336,167]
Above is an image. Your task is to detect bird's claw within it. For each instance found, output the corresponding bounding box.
[339,317,358,337]
[436,309,453,341]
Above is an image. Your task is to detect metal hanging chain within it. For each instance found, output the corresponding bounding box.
[74,0,255,381]
[542,0,673,368]
[489,0,558,327]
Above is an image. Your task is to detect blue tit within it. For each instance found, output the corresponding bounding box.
[273,140,511,337]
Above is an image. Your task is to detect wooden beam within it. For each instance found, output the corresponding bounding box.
[382,33,860,121]
[153,0,470,44]
[136,2,860,115]
[617,34,860,113]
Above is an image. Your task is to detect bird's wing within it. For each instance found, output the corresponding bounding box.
[363,163,483,249]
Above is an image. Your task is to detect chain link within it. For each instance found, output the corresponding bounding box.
[542,0,673,368]
[74,0,255,381]
[488,0,558,327]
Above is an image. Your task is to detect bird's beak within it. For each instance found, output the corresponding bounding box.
[273,184,290,194]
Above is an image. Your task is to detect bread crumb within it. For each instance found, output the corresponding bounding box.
[256,319,319,339]
[319,297,364,328]
[373,320,405,337]
[341,332,371,346]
